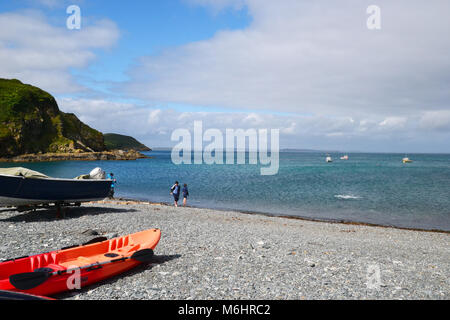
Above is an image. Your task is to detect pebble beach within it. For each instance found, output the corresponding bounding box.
[0,200,449,300]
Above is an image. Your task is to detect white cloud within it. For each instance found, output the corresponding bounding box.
[379,117,407,130]
[58,98,151,136]
[126,0,450,119]
[57,98,450,152]
[4,3,448,152]
[148,109,162,125]
[0,11,119,93]
[281,122,296,135]
[419,110,450,132]
[242,113,264,126]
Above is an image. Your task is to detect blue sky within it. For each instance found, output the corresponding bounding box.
[73,1,251,86]
[1,0,251,97]
[1,0,449,152]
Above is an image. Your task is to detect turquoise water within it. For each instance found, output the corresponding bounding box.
[2,151,449,231]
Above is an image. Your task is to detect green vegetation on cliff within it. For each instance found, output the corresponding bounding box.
[104,133,151,151]
[0,78,105,157]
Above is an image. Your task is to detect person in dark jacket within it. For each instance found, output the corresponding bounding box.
[107,173,116,199]
[170,181,180,207]
[182,184,189,207]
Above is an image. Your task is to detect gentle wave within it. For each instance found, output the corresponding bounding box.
[334,194,362,200]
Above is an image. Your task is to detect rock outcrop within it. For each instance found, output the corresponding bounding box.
[0,78,105,157]
[0,79,150,162]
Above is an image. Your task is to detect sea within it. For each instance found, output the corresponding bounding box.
[2,151,449,231]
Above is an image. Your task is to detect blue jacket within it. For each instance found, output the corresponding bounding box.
[107,174,116,188]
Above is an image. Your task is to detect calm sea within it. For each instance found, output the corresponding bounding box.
[2,151,449,231]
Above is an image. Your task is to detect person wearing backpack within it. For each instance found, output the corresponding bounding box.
[170,181,180,207]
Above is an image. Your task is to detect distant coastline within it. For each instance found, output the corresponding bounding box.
[150,148,449,154]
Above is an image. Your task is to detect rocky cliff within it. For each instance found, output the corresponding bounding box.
[0,79,150,162]
[0,79,105,157]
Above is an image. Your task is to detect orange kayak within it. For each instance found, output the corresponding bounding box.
[0,229,161,297]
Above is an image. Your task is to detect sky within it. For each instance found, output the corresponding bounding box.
[0,0,449,153]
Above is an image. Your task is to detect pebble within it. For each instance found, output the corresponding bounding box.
[0,202,448,300]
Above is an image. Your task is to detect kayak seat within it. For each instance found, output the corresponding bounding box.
[58,257,91,268]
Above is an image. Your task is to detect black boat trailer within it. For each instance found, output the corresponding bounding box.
[15,202,82,219]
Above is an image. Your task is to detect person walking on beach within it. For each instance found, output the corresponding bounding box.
[170,181,180,207]
[107,172,116,199]
[182,184,189,207]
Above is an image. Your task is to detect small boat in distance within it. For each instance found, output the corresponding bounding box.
[403,157,413,164]
[326,155,333,163]
[340,155,349,160]
[0,167,112,208]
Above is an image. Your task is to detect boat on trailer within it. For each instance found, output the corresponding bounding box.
[0,167,112,213]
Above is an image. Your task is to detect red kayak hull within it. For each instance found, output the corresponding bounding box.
[0,229,161,297]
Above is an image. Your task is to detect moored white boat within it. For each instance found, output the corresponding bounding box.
[402,157,413,163]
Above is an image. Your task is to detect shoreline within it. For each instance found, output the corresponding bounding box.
[94,197,450,235]
[0,150,150,163]
[1,200,448,300]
